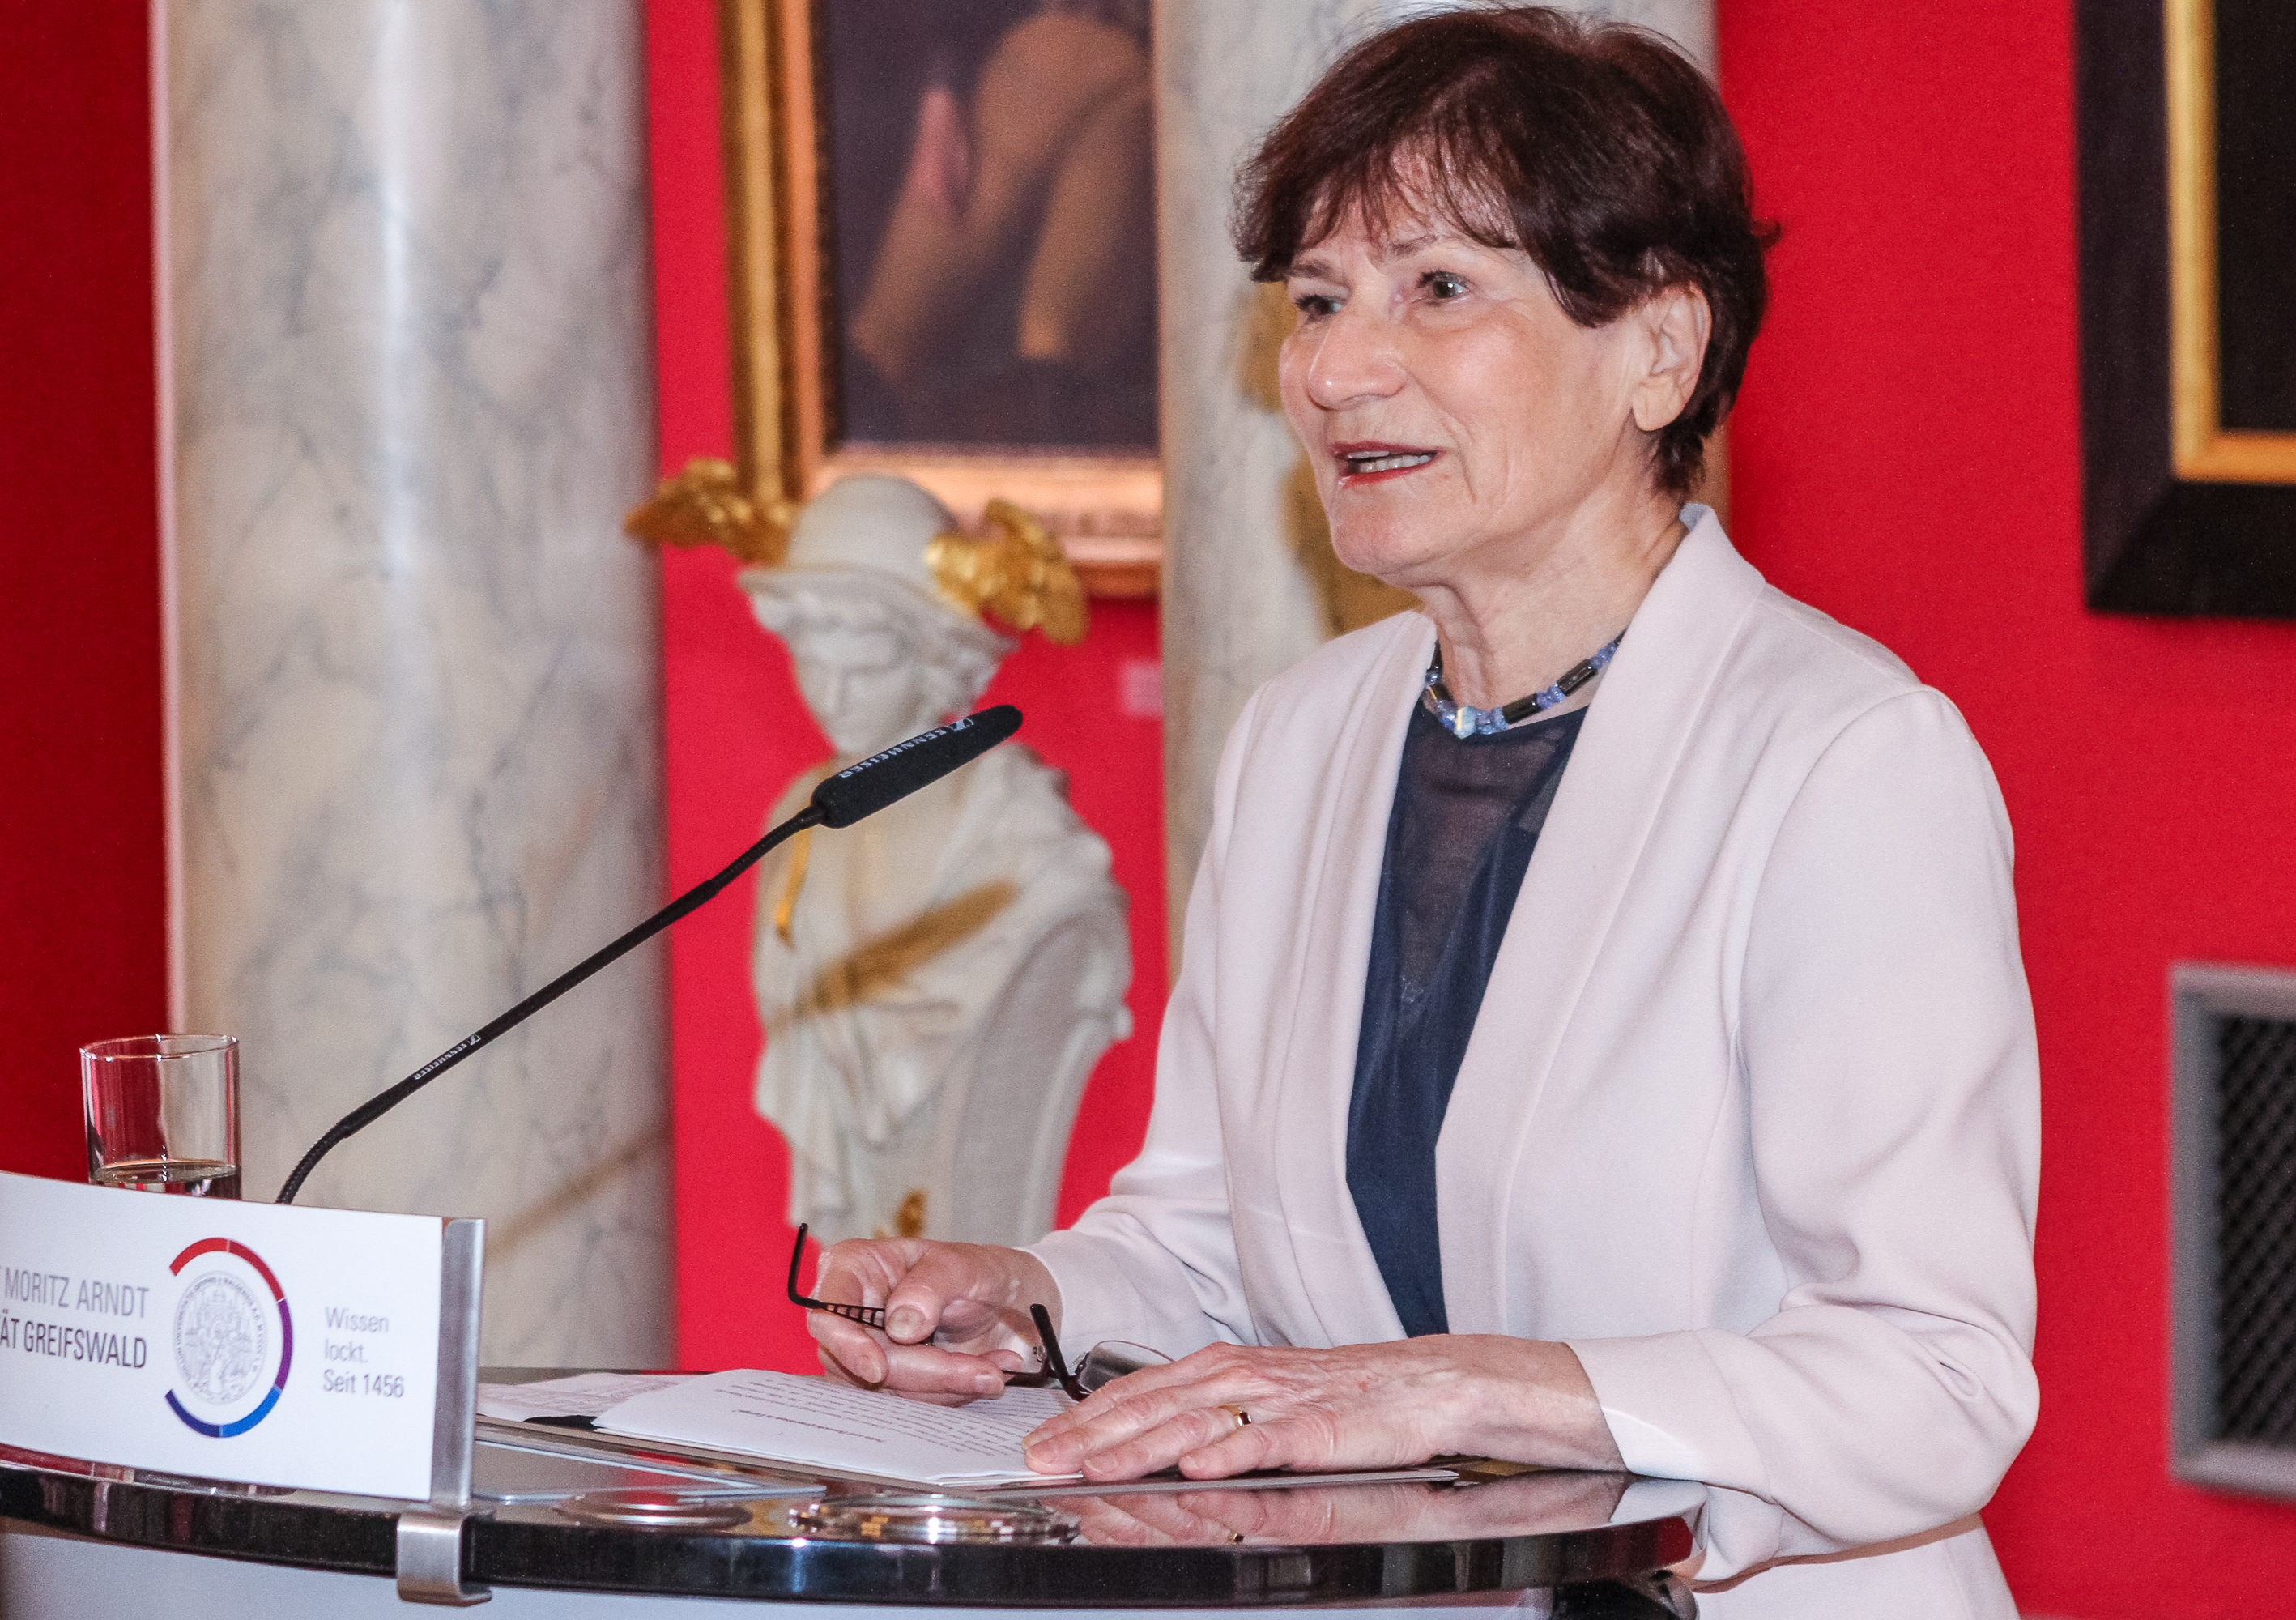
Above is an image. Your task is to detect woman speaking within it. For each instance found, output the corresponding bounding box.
[801,9,2038,1614]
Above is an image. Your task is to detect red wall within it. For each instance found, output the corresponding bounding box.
[3,1,2288,1612]
[650,1,2296,1606]
[0,2,168,1179]
[645,0,1168,1377]
[7,0,2268,1609]
[1719,2,2296,1614]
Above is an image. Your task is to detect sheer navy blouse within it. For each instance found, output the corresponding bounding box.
[1344,698,1587,1338]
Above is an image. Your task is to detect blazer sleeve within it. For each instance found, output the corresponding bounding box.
[1567,687,2041,1565]
[1024,694,1261,1355]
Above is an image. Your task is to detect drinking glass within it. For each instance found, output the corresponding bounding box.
[80,1034,241,1198]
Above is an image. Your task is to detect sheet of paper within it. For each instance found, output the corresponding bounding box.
[475,1372,693,1422]
[596,1369,1080,1487]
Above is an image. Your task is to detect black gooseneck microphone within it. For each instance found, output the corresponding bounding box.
[274,703,1024,1204]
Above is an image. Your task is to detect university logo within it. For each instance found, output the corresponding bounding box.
[165,1238,292,1438]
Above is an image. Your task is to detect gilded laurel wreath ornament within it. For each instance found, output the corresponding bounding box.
[623,457,796,568]
[627,469,1086,648]
[925,499,1088,645]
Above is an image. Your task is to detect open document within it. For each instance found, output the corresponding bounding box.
[475,1372,692,1422]
[594,1370,1081,1488]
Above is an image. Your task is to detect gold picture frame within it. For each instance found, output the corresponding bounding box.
[709,0,1161,597]
[2165,0,2296,483]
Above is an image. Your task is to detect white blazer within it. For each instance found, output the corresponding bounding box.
[1030,512,2040,1617]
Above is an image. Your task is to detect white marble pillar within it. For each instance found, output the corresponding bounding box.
[1157,0,1716,949]
[161,0,670,1365]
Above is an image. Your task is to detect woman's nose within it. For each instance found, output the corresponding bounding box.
[1302,307,1405,411]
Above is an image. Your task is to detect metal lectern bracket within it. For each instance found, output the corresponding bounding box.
[398,1217,489,1604]
[429,1218,485,1506]
[397,1506,489,1605]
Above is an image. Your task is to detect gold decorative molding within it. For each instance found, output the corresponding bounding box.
[892,1189,926,1239]
[927,500,1089,645]
[623,457,794,566]
[2166,0,2296,483]
[771,880,1020,1029]
[773,823,814,944]
[818,450,1161,599]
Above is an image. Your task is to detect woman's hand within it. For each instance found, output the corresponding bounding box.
[1021,1334,1624,1481]
[806,1236,1059,1405]
[1071,1471,1629,1548]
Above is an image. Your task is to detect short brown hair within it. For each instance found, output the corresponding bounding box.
[1234,6,1774,497]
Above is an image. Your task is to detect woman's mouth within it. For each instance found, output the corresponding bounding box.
[1334,444,1439,483]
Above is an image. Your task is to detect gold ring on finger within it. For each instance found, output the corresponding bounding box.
[1218,1404,1250,1428]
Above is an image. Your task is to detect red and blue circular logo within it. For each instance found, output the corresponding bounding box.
[165,1238,292,1438]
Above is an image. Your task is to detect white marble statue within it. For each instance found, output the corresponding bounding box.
[740,475,1132,1247]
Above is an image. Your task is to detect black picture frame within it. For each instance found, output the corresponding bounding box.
[2077,0,2296,618]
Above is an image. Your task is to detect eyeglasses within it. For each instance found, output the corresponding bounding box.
[786,1223,1170,1401]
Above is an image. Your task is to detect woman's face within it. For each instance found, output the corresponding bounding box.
[1278,207,1693,593]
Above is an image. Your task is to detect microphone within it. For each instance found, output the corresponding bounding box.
[812,701,1020,825]
[274,704,1023,1204]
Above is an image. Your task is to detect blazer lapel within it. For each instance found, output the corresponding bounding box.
[1435,514,1766,1335]
[1255,615,1427,1349]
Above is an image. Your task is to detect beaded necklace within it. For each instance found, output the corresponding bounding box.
[1422,633,1623,739]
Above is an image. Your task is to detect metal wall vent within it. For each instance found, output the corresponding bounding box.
[2172,964,2296,1499]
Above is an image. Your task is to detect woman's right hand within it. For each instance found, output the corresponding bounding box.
[805,1236,1060,1405]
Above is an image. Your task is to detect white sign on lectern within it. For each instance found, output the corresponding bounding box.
[0,1170,481,1503]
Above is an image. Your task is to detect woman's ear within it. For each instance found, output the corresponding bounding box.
[1629,284,1711,434]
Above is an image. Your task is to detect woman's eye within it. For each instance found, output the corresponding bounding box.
[1423,272,1467,301]
[1292,292,1341,320]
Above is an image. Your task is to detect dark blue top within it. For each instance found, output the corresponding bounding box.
[1346,699,1587,1339]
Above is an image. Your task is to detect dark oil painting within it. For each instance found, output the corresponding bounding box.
[817,0,1160,453]
[2213,0,2296,435]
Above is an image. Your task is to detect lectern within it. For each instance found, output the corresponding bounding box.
[0,1174,1699,1614]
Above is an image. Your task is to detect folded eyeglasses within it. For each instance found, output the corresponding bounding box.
[786,1222,1169,1401]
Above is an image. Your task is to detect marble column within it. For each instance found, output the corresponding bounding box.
[1157,0,1716,949]
[161,0,670,1365]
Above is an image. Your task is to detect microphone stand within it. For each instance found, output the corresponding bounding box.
[271,702,1021,1206]
[274,804,823,1204]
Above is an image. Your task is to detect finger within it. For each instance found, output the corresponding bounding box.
[1026,1373,1253,1468]
[811,1237,922,1306]
[878,1334,1014,1399]
[812,1240,1029,1351]
[974,1344,1033,1375]
[1025,1347,1249,1446]
[816,1339,1011,1402]
[881,1247,1012,1344]
[816,1337,873,1387]
[1074,1492,1238,1546]
[820,1239,1019,1347]
[807,1308,892,1384]
[813,1342,982,1405]
[814,1238,941,1340]
[1024,1371,1201,1452]
[1071,1406,1256,1483]
[1126,1491,1253,1543]
[1175,1416,1286,1481]
[1175,1481,1429,1545]
[1067,1498,1178,1548]
[808,1307,1010,1398]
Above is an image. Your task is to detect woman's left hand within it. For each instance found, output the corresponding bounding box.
[1020,1334,1624,1482]
[1069,1471,1629,1548]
